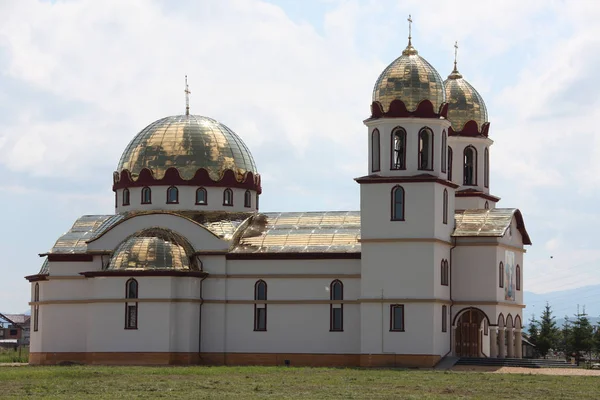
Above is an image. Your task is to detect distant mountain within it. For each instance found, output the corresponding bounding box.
[524,284,600,326]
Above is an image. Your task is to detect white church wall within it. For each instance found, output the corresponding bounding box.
[37,303,88,353]
[116,186,257,214]
[452,243,498,302]
[49,259,102,276]
[224,259,361,276]
[43,277,90,301]
[454,196,496,211]
[86,213,230,253]
[170,302,201,353]
[433,303,451,355]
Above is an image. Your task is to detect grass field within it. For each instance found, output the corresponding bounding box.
[0,365,598,399]
[0,347,28,363]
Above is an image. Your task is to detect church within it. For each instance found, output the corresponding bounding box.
[25,22,531,367]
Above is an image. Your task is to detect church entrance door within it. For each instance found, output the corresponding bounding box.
[455,309,485,357]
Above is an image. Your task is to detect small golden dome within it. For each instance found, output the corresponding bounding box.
[372,43,446,113]
[108,229,198,271]
[444,68,488,131]
[118,115,257,181]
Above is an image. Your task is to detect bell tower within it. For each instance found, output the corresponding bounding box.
[356,18,457,367]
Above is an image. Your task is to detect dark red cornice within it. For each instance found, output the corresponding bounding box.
[43,254,94,262]
[355,174,459,189]
[80,270,208,278]
[455,189,501,202]
[226,252,361,260]
[449,121,490,137]
[113,168,262,194]
[368,99,449,120]
[25,274,49,282]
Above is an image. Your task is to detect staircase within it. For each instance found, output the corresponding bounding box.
[455,357,578,369]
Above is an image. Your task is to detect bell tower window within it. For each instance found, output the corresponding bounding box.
[418,128,433,170]
[463,146,477,186]
[391,127,406,170]
[448,147,453,181]
[441,130,447,173]
[391,186,405,221]
[223,188,233,206]
[484,147,490,188]
[166,186,179,204]
[371,129,380,172]
[141,187,152,204]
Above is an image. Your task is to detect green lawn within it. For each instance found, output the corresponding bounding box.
[0,347,28,363]
[0,365,596,399]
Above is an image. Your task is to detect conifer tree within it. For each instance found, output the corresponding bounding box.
[536,302,559,358]
[527,314,539,345]
[568,307,594,365]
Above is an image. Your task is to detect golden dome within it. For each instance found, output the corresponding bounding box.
[372,43,446,112]
[117,115,257,181]
[444,67,488,131]
[108,229,198,271]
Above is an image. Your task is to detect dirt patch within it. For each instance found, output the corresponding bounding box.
[452,365,600,376]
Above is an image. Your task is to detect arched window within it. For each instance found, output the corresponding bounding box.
[443,189,448,225]
[244,190,251,208]
[166,186,179,204]
[256,193,260,210]
[418,128,433,170]
[463,146,477,185]
[254,280,267,331]
[485,201,489,209]
[223,188,233,206]
[330,280,343,332]
[371,129,380,172]
[141,187,152,204]
[516,265,521,291]
[122,188,130,206]
[484,318,489,336]
[33,283,39,332]
[441,130,447,173]
[499,262,504,288]
[125,279,138,329]
[448,147,454,181]
[391,127,406,170]
[484,147,490,188]
[442,305,447,333]
[195,187,207,205]
[391,186,405,221]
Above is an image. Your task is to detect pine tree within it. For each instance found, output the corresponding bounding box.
[559,316,572,358]
[527,314,539,346]
[568,306,594,365]
[536,302,559,358]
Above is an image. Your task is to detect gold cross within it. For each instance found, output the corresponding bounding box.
[185,75,191,116]
[408,14,412,40]
[454,41,458,69]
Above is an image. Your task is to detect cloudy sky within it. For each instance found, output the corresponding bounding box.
[1,0,599,313]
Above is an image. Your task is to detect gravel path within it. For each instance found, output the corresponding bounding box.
[452,365,600,376]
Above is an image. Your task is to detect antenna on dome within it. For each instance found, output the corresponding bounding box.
[407,14,413,46]
[453,41,459,72]
[184,75,191,116]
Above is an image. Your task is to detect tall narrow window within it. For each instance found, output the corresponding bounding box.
[166,186,179,204]
[390,304,405,331]
[122,188,130,206]
[254,280,267,331]
[443,189,448,225]
[223,188,233,206]
[141,187,151,204]
[485,201,489,209]
[391,127,406,170]
[499,262,504,288]
[244,190,252,208]
[125,279,138,330]
[448,147,454,181]
[484,318,489,335]
[391,186,405,221]
[418,128,433,170]
[330,280,343,332]
[463,146,477,185]
[516,265,521,291]
[484,147,490,188]
[441,130,447,173]
[441,260,449,286]
[256,193,259,210]
[442,305,447,332]
[371,129,380,172]
[196,187,207,205]
[33,283,39,332]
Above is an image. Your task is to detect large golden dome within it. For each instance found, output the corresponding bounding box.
[372,43,445,112]
[108,229,198,271]
[444,68,488,131]
[117,115,257,180]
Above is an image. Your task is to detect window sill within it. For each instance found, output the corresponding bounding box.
[195,202,207,206]
[329,329,344,332]
[166,202,179,205]
[122,203,130,206]
[223,204,234,207]
[141,202,152,205]
[124,327,138,330]
[391,218,405,222]
[389,329,405,332]
[253,329,267,332]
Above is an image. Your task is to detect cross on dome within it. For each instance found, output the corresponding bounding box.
[185,75,191,116]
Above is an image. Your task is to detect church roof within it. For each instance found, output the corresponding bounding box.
[453,208,532,245]
[41,208,529,257]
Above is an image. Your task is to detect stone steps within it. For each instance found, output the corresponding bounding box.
[455,357,578,369]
